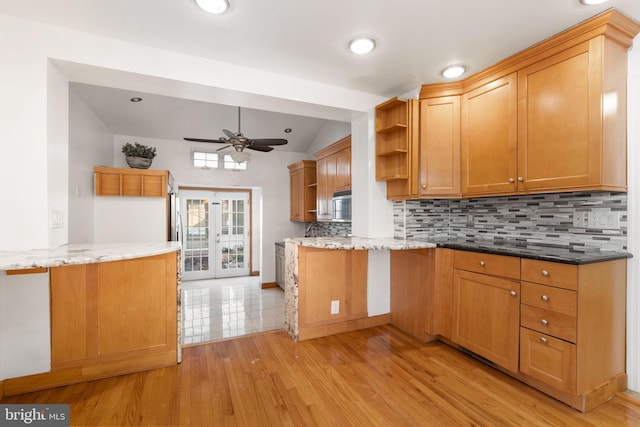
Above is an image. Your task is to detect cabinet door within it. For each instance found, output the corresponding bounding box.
[335,147,351,191]
[520,327,576,394]
[461,73,518,196]
[517,41,598,191]
[419,96,461,197]
[316,157,335,221]
[289,167,304,221]
[452,269,520,373]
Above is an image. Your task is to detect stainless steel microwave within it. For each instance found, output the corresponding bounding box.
[331,190,351,222]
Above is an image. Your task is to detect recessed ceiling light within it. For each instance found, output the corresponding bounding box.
[441,64,467,79]
[284,128,292,133]
[195,0,229,14]
[130,97,143,102]
[579,0,608,5]
[348,37,376,55]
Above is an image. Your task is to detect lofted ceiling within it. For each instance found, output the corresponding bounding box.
[2,0,640,152]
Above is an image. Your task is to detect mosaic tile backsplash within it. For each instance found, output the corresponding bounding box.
[304,221,352,237]
[394,191,627,252]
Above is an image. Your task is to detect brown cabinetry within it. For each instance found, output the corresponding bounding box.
[315,136,351,221]
[461,73,518,196]
[375,98,419,199]
[452,251,521,373]
[419,95,461,197]
[518,258,627,411]
[287,160,317,222]
[94,167,168,197]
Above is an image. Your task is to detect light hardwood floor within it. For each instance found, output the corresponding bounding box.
[2,325,639,426]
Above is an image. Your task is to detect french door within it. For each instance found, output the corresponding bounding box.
[180,190,250,281]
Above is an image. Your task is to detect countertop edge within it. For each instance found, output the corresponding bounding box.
[0,242,181,271]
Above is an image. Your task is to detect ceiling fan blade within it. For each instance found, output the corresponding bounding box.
[249,138,288,146]
[184,137,228,143]
[246,145,274,152]
[216,145,231,151]
[222,129,236,138]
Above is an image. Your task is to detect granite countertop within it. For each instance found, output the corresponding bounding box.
[430,238,631,265]
[0,242,181,271]
[283,236,630,265]
[284,236,436,250]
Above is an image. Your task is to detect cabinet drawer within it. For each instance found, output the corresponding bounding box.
[520,327,576,394]
[521,282,576,316]
[453,251,520,280]
[521,305,576,343]
[521,259,577,290]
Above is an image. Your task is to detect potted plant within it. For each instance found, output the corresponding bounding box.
[121,142,157,169]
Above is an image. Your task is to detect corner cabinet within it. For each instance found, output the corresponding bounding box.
[94,167,168,197]
[287,160,317,222]
[375,97,419,199]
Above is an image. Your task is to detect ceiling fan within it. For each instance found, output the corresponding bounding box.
[184,106,288,162]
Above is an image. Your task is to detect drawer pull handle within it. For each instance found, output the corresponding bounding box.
[541,294,549,302]
[510,290,517,297]
[540,337,548,344]
[541,270,549,276]
[541,319,549,326]
[479,261,486,267]
[508,178,515,183]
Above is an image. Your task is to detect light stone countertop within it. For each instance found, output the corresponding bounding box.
[0,242,181,271]
[284,236,436,250]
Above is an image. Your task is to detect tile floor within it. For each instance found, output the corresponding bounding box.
[181,276,285,345]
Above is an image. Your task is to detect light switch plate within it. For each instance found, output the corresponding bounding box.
[331,300,340,315]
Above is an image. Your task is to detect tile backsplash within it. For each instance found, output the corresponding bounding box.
[394,191,627,252]
[305,221,352,237]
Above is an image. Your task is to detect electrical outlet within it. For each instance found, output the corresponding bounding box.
[330,300,340,315]
[573,212,588,228]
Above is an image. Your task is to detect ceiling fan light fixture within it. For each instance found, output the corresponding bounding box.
[229,150,250,163]
[195,0,229,14]
[579,0,608,4]
[441,64,467,79]
[348,37,376,55]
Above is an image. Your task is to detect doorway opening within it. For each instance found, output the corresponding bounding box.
[179,188,252,281]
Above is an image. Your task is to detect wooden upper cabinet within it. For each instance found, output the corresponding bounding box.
[419,96,461,197]
[461,73,518,196]
[288,160,317,222]
[517,37,628,192]
[94,167,168,197]
[315,136,351,221]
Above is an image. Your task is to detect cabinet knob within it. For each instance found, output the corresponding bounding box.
[541,294,549,302]
[479,261,486,267]
[540,337,548,344]
[508,178,515,183]
[541,270,549,276]
[518,177,524,182]
[510,290,517,297]
[422,184,427,189]
[541,319,549,326]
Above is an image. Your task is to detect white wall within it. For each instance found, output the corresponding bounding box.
[68,89,114,243]
[627,35,640,392]
[0,12,385,253]
[306,121,351,155]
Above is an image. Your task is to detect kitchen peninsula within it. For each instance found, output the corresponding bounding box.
[283,237,435,342]
[0,242,181,397]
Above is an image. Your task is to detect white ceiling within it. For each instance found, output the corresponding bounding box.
[2,0,640,152]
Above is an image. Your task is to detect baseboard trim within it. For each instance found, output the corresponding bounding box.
[298,314,391,341]
[261,282,279,289]
[617,389,640,406]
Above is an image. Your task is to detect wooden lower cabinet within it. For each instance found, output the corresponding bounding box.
[4,252,178,396]
[520,327,576,394]
[452,268,520,373]
[390,248,454,341]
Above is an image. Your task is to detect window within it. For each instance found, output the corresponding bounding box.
[193,151,218,169]
[223,155,248,170]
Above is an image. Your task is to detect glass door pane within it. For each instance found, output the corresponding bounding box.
[215,193,249,278]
